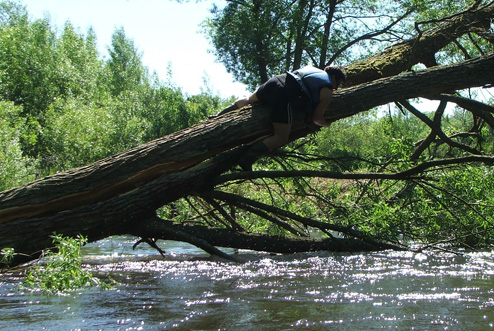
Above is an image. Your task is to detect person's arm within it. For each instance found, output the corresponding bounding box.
[311,87,333,127]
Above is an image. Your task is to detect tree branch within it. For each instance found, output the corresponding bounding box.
[231,201,307,237]
[143,222,402,254]
[214,156,494,185]
[398,99,482,155]
[202,196,245,231]
[344,2,494,86]
[327,9,412,66]
[202,190,404,250]
[424,94,494,129]
[405,100,445,160]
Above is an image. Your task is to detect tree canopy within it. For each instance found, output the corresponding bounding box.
[1,0,494,267]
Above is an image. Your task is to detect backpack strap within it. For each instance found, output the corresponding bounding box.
[285,72,313,114]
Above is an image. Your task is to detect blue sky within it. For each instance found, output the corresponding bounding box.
[21,0,249,98]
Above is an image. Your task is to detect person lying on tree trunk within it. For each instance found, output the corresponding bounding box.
[212,65,347,171]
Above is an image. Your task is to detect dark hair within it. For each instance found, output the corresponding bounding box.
[324,65,347,82]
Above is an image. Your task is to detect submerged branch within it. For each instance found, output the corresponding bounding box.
[134,216,238,262]
[134,220,403,255]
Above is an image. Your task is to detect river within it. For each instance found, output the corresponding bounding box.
[0,236,493,330]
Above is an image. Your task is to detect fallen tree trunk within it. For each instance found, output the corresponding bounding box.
[328,53,494,121]
[1,53,493,266]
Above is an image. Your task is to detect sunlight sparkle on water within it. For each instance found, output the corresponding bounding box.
[2,239,493,330]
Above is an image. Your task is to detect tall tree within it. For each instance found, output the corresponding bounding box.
[55,23,104,100]
[206,0,414,88]
[106,27,147,96]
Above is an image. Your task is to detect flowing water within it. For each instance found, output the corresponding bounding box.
[0,236,493,330]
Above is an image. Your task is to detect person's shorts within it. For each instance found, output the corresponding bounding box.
[255,74,294,124]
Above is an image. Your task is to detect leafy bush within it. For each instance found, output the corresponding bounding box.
[23,234,100,295]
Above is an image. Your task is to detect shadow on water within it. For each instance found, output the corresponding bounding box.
[1,235,493,330]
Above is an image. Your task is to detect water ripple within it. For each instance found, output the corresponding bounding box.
[1,239,493,330]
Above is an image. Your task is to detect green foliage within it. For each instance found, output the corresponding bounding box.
[42,98,116,171]
[185,92,223,125]
[0,2,229,187]
[0,101,37,190]
[0,14,57,118]
[0,247,15,266]
[317,109,427,171]
[331,164,494,247]
[106,27,147,97]
[205,0,290,86]
[139,86,189,139]
[55,23,106,100]
[311,107,494,247]
[412,0,478,23]
[23,234,100,295]
[0,3,112,160]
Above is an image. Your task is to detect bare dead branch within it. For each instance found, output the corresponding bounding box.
[399,100,482,155]
[202,196,245,231]
[135,216,238,262]
[424,94,494,128]
[133,238,166,258]
[214,155,494,185]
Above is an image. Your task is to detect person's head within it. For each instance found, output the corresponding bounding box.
[324,65,346,90]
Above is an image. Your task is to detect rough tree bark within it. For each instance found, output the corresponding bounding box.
[1,3,494,266]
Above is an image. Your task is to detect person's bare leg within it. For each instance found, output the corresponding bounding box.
[262,122,291,151]
[236,93,259,108]
[211,93,259,117]
[238,122,291,171]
